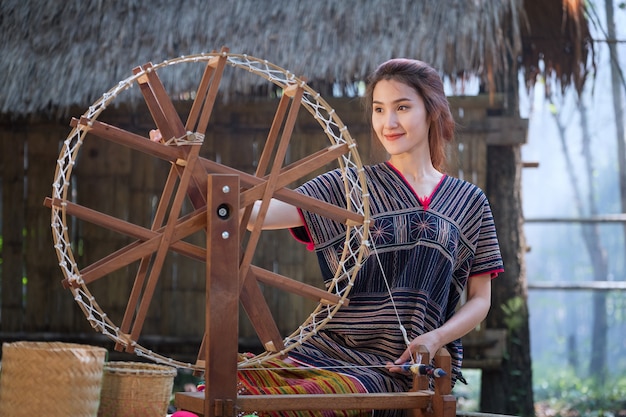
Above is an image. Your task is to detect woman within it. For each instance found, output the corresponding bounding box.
[243,58,503,397]
[169,59,503,417]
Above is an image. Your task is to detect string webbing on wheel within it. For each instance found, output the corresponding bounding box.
[50,52,370,371]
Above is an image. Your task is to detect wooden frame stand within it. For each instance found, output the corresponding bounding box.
[174,174,456,417]
[46,52,455,417]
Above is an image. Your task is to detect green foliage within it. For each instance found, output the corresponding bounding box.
[501,296,525,331]
[534,368,626,416]
[453,369,481,411]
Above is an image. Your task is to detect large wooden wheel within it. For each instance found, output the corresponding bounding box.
[47,48,371,371]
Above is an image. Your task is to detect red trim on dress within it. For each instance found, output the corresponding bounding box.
[469,269,504,279]
[288,208,316,251]
[384,161,446,210]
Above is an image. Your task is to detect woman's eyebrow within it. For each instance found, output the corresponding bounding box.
[372,97,413,105]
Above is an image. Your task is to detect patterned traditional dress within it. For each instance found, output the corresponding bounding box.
[237,162,503,416]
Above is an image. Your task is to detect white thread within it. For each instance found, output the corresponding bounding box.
[241,364,392,372]
[368,236,415,362]
[239,359,428,375]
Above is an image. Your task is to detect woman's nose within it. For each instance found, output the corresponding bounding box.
[384,112,399,128]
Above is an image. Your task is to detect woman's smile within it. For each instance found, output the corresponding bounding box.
[383,132,405,141]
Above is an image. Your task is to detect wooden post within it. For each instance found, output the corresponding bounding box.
[204,174,240,417]
[432,348,456,417]
[411,347,456,417]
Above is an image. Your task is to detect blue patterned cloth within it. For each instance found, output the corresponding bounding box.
[289,162,503,397]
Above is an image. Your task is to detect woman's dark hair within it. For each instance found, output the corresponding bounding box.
[364,59,455,171]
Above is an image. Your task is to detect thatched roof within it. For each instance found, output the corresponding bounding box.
[0,0,592,117]
[520,0,593,95]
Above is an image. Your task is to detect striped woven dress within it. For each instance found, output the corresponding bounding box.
[238,162,503,416]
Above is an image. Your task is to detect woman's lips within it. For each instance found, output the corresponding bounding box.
[384,133,404,141]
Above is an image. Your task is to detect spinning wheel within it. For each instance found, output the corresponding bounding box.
[47,47,371,370]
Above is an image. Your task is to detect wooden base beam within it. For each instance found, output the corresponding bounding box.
[175,391,434,416]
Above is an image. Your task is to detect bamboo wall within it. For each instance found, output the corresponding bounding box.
[0,95,496,360]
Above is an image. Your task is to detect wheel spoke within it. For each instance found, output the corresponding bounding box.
[45,197,207,277]
[239,84,305,290]
[72,117,185,162]
[128,145,202,345]
[238,90,294,238]
[117,165,182,351]
[250,266,345,306]
[135,61,209,207]
[186,47,229,135]
[134,62,187,141]
[254,92,292,178]
[241,143,349,204]
[81,236,162,284]
[240,272,285,353]
[76,115,362,226]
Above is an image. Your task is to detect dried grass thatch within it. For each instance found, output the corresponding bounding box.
[0,0,591,117]
[520,0,594,95]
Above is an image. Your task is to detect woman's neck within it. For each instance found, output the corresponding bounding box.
[386,157,444,199]
[387,153,441,181]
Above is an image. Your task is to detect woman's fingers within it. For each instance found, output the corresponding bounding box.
[149,129,162,142]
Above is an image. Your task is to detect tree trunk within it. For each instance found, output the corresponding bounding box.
[547,93,610,382]
[480,145,534,417]
[604,0,626,251]
[603,0,626,372]
[578,99,609,382]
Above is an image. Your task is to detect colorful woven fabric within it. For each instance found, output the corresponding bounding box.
[237,357,370,417]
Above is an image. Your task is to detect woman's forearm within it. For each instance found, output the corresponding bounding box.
[428,274,492,348]
[245,198,304,230]
[392,273,492,368]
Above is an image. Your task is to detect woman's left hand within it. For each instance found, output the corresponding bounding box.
[386,273,492,374]
[386,331,442,373]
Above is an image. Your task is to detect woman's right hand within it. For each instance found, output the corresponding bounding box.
[149,129,163,142]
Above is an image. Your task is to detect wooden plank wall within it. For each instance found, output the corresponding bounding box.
[0,94,491,358]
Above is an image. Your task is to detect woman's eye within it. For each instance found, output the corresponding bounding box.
[398,105,409,111]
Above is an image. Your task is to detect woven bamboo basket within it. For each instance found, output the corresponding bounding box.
[97,361,177,417]
[0,341,107,417]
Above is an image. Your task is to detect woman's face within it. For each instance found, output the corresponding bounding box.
[371,79,430,158]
